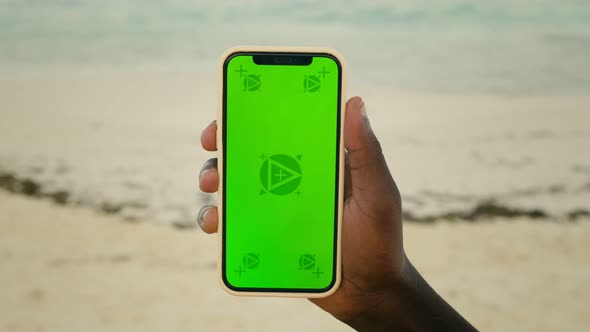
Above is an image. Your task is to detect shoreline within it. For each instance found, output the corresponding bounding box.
[1,71,589,227]
[2,168,589,225]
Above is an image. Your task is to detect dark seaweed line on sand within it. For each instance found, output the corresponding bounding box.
[404,203,588,223]
[0,171,195,229]
[1,171,588,226]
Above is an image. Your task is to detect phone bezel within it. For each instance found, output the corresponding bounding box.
[218,47,346,297]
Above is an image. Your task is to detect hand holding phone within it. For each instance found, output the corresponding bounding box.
[200,93,405,309]
[199,97,478,331]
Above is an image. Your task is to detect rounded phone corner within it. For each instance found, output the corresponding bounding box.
[218,46,247,67]
[306,273,342,299]
[315,47,347,70]
[218,47,247,72]
[218,269,242,297]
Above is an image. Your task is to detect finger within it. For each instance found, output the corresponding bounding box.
[343,151,352,202]
[343,97,399,207]
[199,158,219,193]
[197,205,218,234]
[201,120,218,151]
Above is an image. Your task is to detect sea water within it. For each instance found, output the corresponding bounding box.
[1,0,589,95]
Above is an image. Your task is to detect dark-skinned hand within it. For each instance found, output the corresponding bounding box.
[198,96,477,332]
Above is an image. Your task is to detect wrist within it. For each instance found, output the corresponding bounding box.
[344,256,478,332]
[343,255,414,331]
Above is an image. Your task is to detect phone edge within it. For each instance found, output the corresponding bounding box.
[216,46,347,298]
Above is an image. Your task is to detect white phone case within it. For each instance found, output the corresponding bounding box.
[217,46,346,298]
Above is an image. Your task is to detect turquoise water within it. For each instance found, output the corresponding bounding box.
[1,0,589,94]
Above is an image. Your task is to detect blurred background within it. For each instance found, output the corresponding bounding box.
[0,1,588,331]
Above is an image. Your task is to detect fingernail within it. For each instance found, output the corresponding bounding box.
[208,120,216,127]
[197,206,212,228]
[359,100,367,118]
[200,159,218,177]
[199,161,214,177]
[359,100,372,130]
[199,167,212,179]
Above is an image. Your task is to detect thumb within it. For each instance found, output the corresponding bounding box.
[344,97,400,208]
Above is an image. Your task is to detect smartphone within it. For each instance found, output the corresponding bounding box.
[217,46,345,297]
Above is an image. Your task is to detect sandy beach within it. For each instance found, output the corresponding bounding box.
[1,191,588,332]
[1,70,589,330]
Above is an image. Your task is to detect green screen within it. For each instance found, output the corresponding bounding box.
[223,53,341,292]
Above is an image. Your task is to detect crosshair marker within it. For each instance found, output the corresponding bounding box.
[318,66,330,78]
[235,265,246,277]
[312,267,324,278]
[235,65,247,77]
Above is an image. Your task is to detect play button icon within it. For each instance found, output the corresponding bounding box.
[243,74,261,91]
[259,154,302,195]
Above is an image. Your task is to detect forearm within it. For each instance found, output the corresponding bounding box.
[344,257,478,332]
